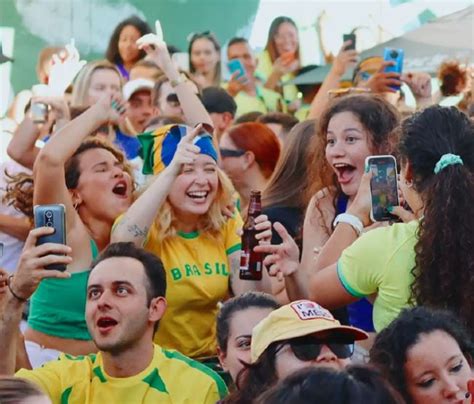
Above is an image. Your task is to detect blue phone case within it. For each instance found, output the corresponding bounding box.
[227,59,246,79]
[383,48,404,90]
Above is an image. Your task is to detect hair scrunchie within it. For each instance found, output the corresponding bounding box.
[433,153,464,174]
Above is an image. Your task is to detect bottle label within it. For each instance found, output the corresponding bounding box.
[240,251,249,271]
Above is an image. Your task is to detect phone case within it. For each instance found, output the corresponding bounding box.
[33,204,67,271]
[227,59,246,79]
[366,155,399,222]
[383,48,404,90]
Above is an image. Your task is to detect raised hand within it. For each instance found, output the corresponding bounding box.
[30,95,70,122]
[9,227,72,301]
[168,124,203,175]
[402,71,432,99]
[136,21,173,73]
[254,222,300,278]
[332,42,359,76]
[364,61,402,94]
[48,39,86,96]
[346,171,373,227]
[226,71,249,97]
[95,94,127,125]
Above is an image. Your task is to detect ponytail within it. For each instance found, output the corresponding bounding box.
[399,106,474,334]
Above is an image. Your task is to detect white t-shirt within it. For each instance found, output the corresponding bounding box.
[0,159,31,273]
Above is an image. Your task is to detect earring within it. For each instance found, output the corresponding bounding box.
[73,202,79,210]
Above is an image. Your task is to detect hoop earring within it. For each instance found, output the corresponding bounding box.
[73,202,79,210]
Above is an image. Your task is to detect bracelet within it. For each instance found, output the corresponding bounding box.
[170,75,187,88]
[333,213,363,236]
[7,275,28,303]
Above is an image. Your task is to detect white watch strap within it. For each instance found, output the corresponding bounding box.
[333,213,363,236]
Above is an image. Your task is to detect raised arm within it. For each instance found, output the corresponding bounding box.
[307,43,358,120]
[0,228,71,375]
[7,117,41,170]
[111,125,203,246]
[33,96,124,231]
[137,31,213,131]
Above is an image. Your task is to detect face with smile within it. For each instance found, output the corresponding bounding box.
[325,111,373,197]
[274,22,298,56]
[86,256,166,354]
[168,154,219,223]
[126,89,156,133]
[404,330,473,404]
[72,148,133,223]
[218,307,275,383]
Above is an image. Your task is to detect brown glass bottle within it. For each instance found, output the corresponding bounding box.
[239,191,263,280]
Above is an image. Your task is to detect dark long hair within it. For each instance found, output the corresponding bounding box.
[262,120,315,210]
[223,343,280,404]
[398,106,474,333]
[105,16,152,65]
[265,16,300,63]
[216,292,279,355]
[255,365,405,404]
[305,94,400,234]
[370,307,474,404]
[188,32,222,87]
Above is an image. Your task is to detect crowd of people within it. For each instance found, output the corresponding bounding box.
[0,12,473,404]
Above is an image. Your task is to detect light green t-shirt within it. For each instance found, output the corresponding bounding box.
[337,220,419,331]
[256,49,299,104]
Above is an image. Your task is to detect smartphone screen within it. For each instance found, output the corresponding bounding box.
[227,59,246,79]
[383,48,404,89]
[33,204,67,271]
[343,34,356,50]
[367,156,399,222]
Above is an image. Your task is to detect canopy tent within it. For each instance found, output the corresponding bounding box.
[290,5,474,85]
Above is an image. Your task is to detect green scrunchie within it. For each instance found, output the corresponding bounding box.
[433,153,464,174]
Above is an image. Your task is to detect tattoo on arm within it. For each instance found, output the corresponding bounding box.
[127,224,149,238]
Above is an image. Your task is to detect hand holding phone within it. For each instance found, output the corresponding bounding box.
[366,155,399,222]
[383,48,404,90]
[343,33,356,50]
[33,204,67,271]
[227,59,247,81]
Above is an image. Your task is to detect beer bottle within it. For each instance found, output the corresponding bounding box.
[239,190,263,280]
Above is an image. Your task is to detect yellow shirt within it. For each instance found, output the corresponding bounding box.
[144,215,243,359]
[16,344,228,404]
[295,104,310,121]
[256,49,299,104]
[337,220,418,331]
[222,82,284,117]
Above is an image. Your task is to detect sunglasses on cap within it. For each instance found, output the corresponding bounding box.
[276,335,355,360]
[219,148,246,158]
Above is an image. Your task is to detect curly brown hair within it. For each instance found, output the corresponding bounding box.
[4,138,133,223]
[437,60,468,97]
[3,170,34,222]
[398,106,474,334]
[304,94,400,233]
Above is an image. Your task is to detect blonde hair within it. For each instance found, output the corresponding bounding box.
[71,60,122,107]
[153,168,235,241]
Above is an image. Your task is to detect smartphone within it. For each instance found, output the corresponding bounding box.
[366,155,399,222]
[383,48,404,90]
[280,51,296,63]
[33,204,67,271]
[343,33,356,50]
[31,102,48,124]
[227,58,246,80]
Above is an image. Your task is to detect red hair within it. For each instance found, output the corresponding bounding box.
[227,122,281,178]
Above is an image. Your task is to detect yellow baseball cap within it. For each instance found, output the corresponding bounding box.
[251,300,369,363]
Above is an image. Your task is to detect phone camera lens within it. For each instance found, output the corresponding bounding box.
[45,210,53,219]
[390,50,398,59]
[46,222,53,227]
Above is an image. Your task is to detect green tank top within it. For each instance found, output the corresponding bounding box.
[28,239,99,340]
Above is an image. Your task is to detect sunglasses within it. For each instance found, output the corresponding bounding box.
[219,148,246,158]
[277,335,355,360]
